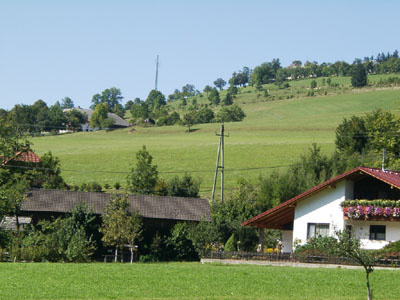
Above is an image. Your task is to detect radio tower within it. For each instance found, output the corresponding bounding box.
[155,55,159,90]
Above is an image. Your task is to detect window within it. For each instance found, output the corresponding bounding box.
[345,225,353,237]
[370,225,386,241]
[307,223,330,239]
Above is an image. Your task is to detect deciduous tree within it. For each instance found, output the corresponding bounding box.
[213,78,226,91]
[127,146,159,194]
[100,194,142,262]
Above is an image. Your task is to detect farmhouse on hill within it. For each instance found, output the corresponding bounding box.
[243,166,400,253]
[63,107,129,131]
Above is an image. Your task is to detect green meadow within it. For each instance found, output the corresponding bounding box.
[0,262,398,300]
[31,75,400,196]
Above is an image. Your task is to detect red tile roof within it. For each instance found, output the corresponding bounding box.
[2,149,41,165]
[242,166,400,228]
[14,150,41,163]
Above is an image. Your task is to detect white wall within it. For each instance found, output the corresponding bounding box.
[346,220,400,250]
[292,181,347,250]
[281,230,293,253]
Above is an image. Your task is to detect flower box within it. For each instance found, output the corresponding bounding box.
[341,200,400,221]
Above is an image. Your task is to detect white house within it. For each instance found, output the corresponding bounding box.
[243,167,400,252]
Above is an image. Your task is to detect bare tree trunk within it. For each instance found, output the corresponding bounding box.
[130,248,133,264]
[366,270,372,300]
[121,249,124,263]
[114,248,118,262]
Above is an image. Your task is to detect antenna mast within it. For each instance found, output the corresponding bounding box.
[155,55,159,90]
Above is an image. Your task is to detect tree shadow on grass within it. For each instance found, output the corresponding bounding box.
[186,128,199,133]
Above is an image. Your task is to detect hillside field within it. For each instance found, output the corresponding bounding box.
[31,75,400,197]
[0,262,399,300]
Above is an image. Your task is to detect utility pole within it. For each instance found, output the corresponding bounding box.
[211,124,229,202]
[155,55,159,90]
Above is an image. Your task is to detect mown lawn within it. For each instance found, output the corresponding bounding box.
[31,78,400,196]
[0,262,398,300]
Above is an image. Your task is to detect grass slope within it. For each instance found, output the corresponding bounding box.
[0,262,399,300]
[31,76,400,197]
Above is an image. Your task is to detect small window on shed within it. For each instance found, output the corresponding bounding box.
[370,225,386,241]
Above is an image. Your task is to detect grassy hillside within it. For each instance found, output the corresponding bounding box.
[1,262,399,300]
[32,75,400,197]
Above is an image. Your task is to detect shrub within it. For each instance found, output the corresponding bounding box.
[167,222,198,261]
[224,234,236,251]
[167,174,200,198]
[216,105,246,122]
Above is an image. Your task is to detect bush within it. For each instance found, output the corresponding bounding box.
[139,254,156,263]
[167,174,200,198]
[10,204,97,262]
[167,222,198,261]
[79,182,102,192]
[224,234,236,251]
[216,105,246,122]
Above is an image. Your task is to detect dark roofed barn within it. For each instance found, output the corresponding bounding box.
[21,189,211,222]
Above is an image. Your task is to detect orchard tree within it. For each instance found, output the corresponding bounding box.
[213,78,226,91]
[223,93,233,106]
[203,85,212,97]
[208,88,220,106]
[181,111,197,132]
[312,231,376,300]
[127,146,159,194]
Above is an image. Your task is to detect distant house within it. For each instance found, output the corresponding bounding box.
[63,107,129,131]
[144,118,156,125]
[243,167,400,252]
[1,149,41,166]
[20,189,211,224]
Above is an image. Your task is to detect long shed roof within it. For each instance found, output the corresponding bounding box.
[22,189,211,222]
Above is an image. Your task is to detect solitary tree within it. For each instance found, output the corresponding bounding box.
[127,146,159,194]
[181,111,197,132]
[310,80,317,89]
[203,85,212,97]
[213,78,226,90]
[351,63,368,87]
[331,231,376,300]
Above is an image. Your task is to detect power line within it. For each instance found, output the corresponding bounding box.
[0,151,390,176]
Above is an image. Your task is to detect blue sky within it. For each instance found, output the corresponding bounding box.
[1,0,399,110]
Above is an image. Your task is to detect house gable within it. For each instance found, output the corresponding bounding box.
[293,180,347,244]
[242,167,400,229]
